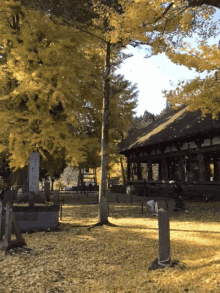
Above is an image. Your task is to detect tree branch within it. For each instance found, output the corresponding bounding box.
[187,0,220,9]
[155,2,174,22]
[51,16,106,42]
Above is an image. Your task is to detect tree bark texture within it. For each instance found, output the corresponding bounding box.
[98,41,111,224]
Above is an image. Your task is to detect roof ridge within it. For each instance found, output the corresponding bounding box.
[129,107,189,149]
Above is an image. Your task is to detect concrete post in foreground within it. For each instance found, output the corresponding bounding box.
[158,208,171,266]
[53,190,59,205]
[149,207,180,271]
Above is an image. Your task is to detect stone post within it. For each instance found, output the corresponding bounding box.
[148,207,172,270]
[29,152,40,194]
[53,190,59,205]
[158,208,171,266]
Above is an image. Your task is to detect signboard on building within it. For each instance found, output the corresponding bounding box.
[29,152,40,194]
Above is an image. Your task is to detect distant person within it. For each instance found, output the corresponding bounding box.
[174,195,186,211]
[89,183,92,193]
[174,176,183,194]
[0,187,5,201]
[142,179,148,196]
[81,182,85,195]
[174,177,185,211]
[147,199,158,216]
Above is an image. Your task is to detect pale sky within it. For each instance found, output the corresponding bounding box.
[117,8,220,117]
[117,45,203,116]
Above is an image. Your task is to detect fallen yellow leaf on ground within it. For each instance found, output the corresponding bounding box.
[0,193,220,292]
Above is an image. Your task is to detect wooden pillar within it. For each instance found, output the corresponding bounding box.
[127,159,131,182]
[0,200,4,241]
[213,154,219,181]
[1,198,26,251]
[148,159,152,181]
[161,158,168,181]
[137,162,142,180]
[189,154,193,173]
[214,162,219,181]
[198,152,206,182]
[159,162,162,181]
[178,155,185,182]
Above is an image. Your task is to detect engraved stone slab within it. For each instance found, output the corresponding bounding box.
[29,152,40,194]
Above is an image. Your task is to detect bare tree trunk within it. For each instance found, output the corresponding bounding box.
[98,41,111,224]
[77,167,82,186]
[51,177,54,191]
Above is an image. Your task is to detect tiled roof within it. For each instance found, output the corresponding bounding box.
[119,107,220,153]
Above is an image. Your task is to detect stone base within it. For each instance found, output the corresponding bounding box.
[17,192,46,204]
[148,258,180,271]
[13,205,60,233]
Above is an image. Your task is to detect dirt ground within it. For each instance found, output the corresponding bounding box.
[0,192,220,292]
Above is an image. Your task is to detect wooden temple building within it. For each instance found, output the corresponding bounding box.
[119,106,220,199]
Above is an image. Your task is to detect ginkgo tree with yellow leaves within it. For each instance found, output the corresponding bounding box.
[115,0,220,118]
[0,2,100,170]
[164,41,220,118]
[109,0,220,119]
[0,1,138,190]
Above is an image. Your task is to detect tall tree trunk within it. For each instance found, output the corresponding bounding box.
[77,167,82,186]
[51,177,54,191]
[98,41,111,224]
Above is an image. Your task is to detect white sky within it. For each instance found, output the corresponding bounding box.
[117,45,202,116]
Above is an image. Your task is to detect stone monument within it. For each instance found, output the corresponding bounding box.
[29,152,40,194]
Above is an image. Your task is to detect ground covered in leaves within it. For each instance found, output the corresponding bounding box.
[0,193,220,292]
